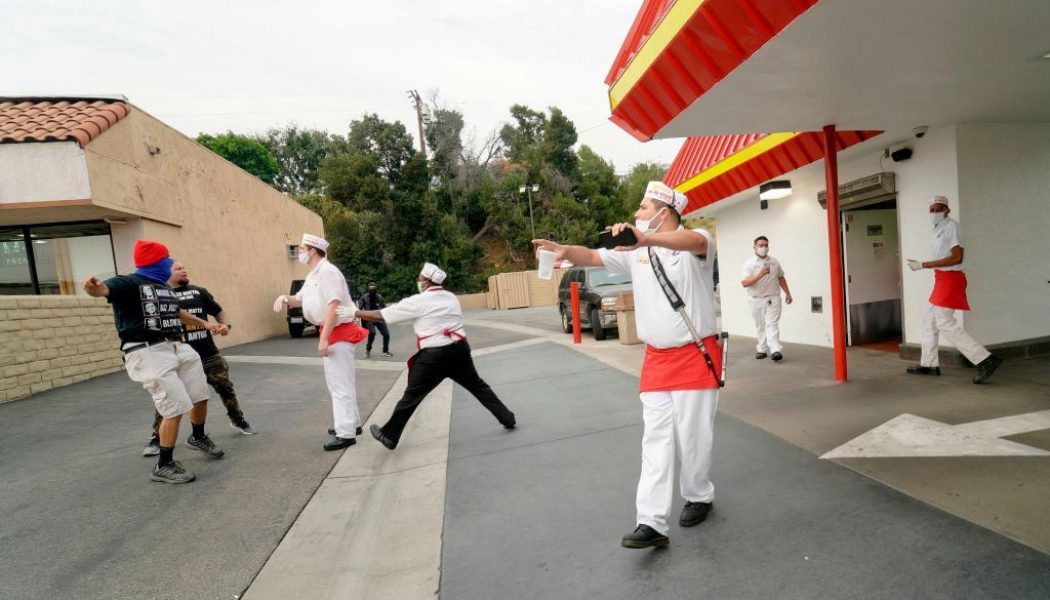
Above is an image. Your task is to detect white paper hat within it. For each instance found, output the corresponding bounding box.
[930,195,950,208]
[643,181,688,215]
[420,262,447,285]
[301,233,329,252]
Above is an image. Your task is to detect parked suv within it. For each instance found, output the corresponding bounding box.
[556,266,632,340]
[285,278,360,338]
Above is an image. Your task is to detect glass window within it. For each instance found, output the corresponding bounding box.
[0,228,33,295]
[30,223,116,296]
[0,222,116,296]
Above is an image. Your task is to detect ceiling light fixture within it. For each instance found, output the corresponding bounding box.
[759,180,792,201]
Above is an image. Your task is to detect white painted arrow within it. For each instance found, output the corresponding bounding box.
[821,410,1050,459]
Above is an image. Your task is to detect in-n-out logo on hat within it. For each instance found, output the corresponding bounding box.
[643,181,688,215]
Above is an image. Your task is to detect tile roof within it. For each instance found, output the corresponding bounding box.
[0,98,130,147]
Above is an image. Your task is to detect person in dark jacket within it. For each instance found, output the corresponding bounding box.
[357,282,392,358]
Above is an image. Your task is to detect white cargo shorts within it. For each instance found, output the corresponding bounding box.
[123,341,209,418]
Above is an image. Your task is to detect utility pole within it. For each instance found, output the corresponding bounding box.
[407,90,427,155]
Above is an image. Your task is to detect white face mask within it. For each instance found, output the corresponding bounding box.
[297,250,310,264]
[929,212,947,225]
[756,247,769,257]
[635,208,665,233]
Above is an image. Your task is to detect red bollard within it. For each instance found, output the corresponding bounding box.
[570,281,582,344]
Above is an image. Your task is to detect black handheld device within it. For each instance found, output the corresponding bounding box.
[598,228,638,249]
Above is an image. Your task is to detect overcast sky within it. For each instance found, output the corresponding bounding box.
[2,0,684,174]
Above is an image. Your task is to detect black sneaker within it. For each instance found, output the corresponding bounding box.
[328,427,364,436]
[503,421,517,430]
[323,437,356,451]
[973,355,1003,384]
[230,419,257,435]
[621,524,669,549]
[151,460,196,484]
[771,352,783,362]
[679,501,713,527]
[755,352,768,360]
[142,435,160,457]
[906,365,941,376]
[370,424,397,450]
[186,433,225,459]
[365,350,371,358]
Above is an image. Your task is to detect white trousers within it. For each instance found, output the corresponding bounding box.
[920,304,990,368]
[636,388,719,535]
[323,341,360,438]
[749,295,782,353]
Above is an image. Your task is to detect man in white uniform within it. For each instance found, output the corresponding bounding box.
[341,262,516,450]
[533,181,721,550]
[740,236,793,361]
[905,196,1002,383]
[273,234,364,450]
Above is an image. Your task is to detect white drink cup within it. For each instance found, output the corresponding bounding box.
[537,249,556,280]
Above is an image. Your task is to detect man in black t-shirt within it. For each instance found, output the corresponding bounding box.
[84,240,226,485]
[357,282,392,358]
[142,262,256,456]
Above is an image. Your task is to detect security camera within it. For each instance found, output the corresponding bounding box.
[912,126,929,139]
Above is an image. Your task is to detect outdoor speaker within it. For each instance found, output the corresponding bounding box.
[890,148,913,162]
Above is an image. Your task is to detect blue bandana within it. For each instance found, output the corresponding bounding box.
[136,257,174,284]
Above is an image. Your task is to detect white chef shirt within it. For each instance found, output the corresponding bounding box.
[741,255,784,298]
[380,287,466,349]
[598,227,717,349]
[295,259,356,326]
[931,218,963,271]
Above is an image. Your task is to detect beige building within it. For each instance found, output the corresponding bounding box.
[0,95,322,403]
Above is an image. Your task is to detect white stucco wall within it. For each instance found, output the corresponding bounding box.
[0,142,91,204]
[955,123,1050,345]
[702,125,962,348]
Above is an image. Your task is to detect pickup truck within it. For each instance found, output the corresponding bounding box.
[556,266,632,340]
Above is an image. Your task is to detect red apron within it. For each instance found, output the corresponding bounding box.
[318,321,369,344]
[929,270,970,311]
[639,336,722,393]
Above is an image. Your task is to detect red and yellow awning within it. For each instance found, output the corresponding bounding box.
[607,0,819,141]
[665,130,880,214]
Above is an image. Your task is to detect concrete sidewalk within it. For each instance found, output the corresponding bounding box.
[242,306,1048,600]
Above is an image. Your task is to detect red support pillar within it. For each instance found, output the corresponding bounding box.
[823,124,848,382]
[570,281,582,344]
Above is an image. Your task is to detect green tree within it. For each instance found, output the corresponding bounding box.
[264,125,346,196]
[347,113,417,187]
[617,162,667,216]
[196,132,278,184]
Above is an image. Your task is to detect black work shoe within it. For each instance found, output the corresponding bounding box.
[503,421,517,430]
[151,460,196,484]
[230,419,257,435]
[186,433,225,459]
[328,427,364,436]
[973,355,1003,384]
[771,352,783,362]
[323,436,356,451]
[906,365,941,376]
[621,524,669,549]
[142,435,160,457]
[365,350,371,358]
[755,352,768,360]
[381,351,393,357]
[370,424,397,450]
[679,501,713,527]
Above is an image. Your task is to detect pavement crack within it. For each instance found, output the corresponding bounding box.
[327,459,446,480]
[453,422,640,460]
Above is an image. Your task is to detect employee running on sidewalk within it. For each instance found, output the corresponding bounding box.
[906,195,1002,383]
[340,262,516,450]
